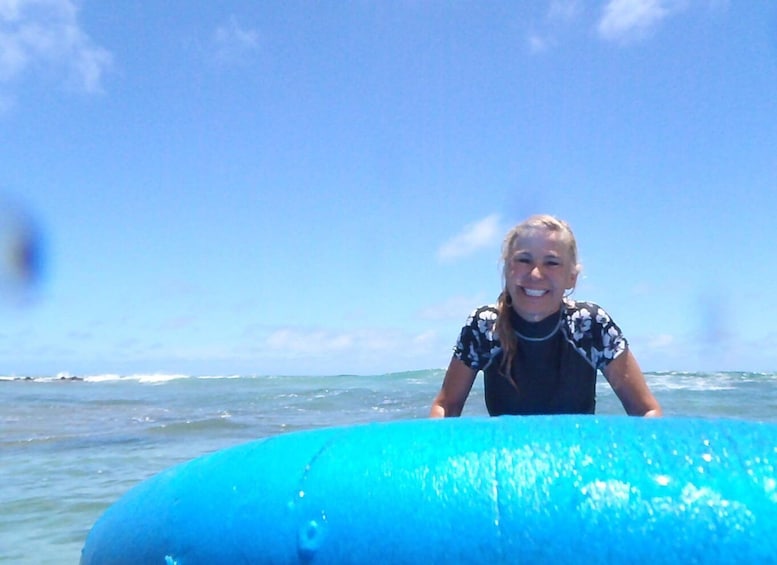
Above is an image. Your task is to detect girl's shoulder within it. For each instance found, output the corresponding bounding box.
[468,304,498,321]
[562,299,621,338]
[562,298,613,322]
[464,304,499,336]
[561,299,626,367]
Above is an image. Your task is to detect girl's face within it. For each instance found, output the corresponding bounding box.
[505,228,578,322]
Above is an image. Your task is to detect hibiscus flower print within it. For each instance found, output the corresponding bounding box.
[569,308,592,339]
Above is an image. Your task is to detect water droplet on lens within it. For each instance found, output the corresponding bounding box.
[297,513,327,562]
[0,196,46,306]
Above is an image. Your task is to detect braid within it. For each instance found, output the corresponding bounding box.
[496,290,517,381]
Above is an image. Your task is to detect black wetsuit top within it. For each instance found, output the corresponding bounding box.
[453,299,628,416]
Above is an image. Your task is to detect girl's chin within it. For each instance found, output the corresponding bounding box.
[513,300,562,321]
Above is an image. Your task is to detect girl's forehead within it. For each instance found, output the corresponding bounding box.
[511,229,568,251]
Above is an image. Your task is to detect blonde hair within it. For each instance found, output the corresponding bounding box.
[495,215,580,376]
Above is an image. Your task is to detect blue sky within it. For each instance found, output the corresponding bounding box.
[2,0,776,377]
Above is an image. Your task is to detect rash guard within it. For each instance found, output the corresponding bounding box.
[453,298,628,416]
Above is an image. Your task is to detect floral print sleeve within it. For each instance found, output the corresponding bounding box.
[453,305,500,371]
[564,300,628,371]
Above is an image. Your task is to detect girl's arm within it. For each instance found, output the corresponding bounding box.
[603,349,663,417]
[430,357,477,418]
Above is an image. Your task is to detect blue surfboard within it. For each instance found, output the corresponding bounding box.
[81,416,777,564]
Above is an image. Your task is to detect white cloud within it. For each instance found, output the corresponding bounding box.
[0,0,112,92]
[529,0,710,50]
[437,214,503,262]
[412,330,438,346]
[418,295,486,321]
[266,328,354,355]
[264,327,412,356]
[548,0,583,22]
[261,326,448,368]
[597,0,685,42]
[527,32,552,54]
[646,333,675,348]
[526,1,582,54]
[211,15,259,65]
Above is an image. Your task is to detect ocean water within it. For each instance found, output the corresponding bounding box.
[2,369,777,564]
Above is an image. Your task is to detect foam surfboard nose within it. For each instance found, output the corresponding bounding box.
[81,416,777,564]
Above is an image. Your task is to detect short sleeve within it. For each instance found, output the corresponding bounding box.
[565,301,628,371]
[452,305,499,370]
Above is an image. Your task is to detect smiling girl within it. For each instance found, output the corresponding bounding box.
[430,214,662,418]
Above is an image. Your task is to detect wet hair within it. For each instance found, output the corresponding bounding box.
[495,215,580,377]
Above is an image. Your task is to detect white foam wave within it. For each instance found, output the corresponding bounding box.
[3,372,241,383]
[644,372,772,392]
[83,374,123,383]
[134,373,191,384]
[83,373,192,384]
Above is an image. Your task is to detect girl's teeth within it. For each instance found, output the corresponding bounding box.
[524,288,546,297]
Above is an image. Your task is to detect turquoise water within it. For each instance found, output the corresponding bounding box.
[2,370,776,564]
